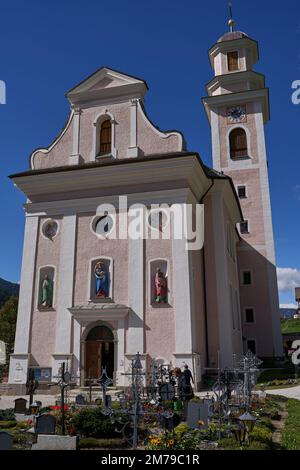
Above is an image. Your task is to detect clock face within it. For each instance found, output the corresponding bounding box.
[227,105,246,123]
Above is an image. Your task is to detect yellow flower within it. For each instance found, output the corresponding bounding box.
[198,420,205,427]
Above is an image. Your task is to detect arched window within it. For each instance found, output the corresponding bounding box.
[90,258,113,301]
[229,128,248,159]
[149,259,169,306]
[38,266,55,309]
[99,119,112,154]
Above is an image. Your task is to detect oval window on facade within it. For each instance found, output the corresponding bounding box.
[42,220,58,240]
[93,214,114,237]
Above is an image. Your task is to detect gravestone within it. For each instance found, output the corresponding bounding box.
[0,432,13,450]
[187,402,209,430]
[75,394,86,405]
[14,398,27,414]
[35,414,56,435]
[159,383,175,401]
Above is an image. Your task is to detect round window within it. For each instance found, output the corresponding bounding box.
[42,220,58,240]
[94,214,114,237]
[148,209,169,231]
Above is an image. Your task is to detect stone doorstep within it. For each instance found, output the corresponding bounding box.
[31,435,78,450]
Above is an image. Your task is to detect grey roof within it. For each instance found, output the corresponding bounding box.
[218,31,248,43]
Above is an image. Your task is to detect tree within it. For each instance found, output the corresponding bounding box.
[0,296,18,360]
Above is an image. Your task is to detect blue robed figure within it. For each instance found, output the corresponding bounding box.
[94,261,109,298]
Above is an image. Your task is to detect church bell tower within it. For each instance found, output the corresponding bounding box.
[203,16,283,358]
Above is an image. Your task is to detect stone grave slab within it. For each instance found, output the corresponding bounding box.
[35,414,56,435]
[0,432,13,450]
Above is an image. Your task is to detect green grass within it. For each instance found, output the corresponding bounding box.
[78,437,127,449]
[281,399,300,450]
[257,367,296,383]
[281,318,300,334]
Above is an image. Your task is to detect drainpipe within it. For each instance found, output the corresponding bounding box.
[200,179,215,368]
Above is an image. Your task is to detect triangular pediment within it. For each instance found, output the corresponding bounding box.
[66,67,148,104]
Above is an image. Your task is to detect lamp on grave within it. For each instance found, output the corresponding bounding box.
[238,411,256,444]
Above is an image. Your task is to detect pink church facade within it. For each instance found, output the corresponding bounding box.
[8,28,283,393]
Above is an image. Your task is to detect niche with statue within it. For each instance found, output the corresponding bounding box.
[38,266,55,309]
[150,259,169,306]
[90,258,112,301]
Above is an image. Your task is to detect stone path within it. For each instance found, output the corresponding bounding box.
[271,410,288,445]
[267,384,300,400]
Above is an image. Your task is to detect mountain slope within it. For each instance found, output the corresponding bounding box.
[0,278,19,306]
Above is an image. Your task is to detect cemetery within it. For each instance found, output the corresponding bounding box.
[1,351,300,451]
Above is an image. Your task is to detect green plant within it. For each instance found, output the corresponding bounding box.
[71,408,118,438]
[282,399,300,450]
[0,409,15,421]
[79,437,127,449]
[0,420,17,428]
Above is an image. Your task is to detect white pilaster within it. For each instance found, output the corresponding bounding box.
[9,215,39,383]
[70,106,81,165]
[53,214,77,373]
[172,209,192,354]
[211,191,234,368]
[127,99,140,158]
[116,318,125,386]
[210,107,221,171]
[127,237,144,353]
[72,319,81,384]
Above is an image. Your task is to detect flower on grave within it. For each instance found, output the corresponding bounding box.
[198,420,205,427]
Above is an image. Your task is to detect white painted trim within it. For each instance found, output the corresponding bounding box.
[210,107,221,171]
[24,188,195,216]
[36,264,56,309]
[12,216,39,354]
[30,111,74,169]
[172,211,193,354]
[87,256,114,302]
[211,192,234,367]
[91,111,117,160]
[70,107,81,164]
[127,236,144,354]
[148,258,170,307]
[137,100,183,151]
[54,214,77,354]
[128,99,139,157]
[40,218,60,241]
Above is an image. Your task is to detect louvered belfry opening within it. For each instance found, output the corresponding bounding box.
[99,119,112,154]
[229,128,248,159]
[227,51,239,71]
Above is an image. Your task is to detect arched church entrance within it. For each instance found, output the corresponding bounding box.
[85,325,114,383]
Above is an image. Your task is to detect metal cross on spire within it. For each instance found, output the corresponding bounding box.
[228,2,235,32]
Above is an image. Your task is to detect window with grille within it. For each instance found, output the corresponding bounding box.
[245,308,255,323]
[242,271,252,285]
[237,185,247,199]
[229,128,248,159]
[227,51,239,71]
[240,220,249,234]
[99,119,112,154]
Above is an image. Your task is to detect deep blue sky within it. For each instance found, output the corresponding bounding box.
[0,0,299,305]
